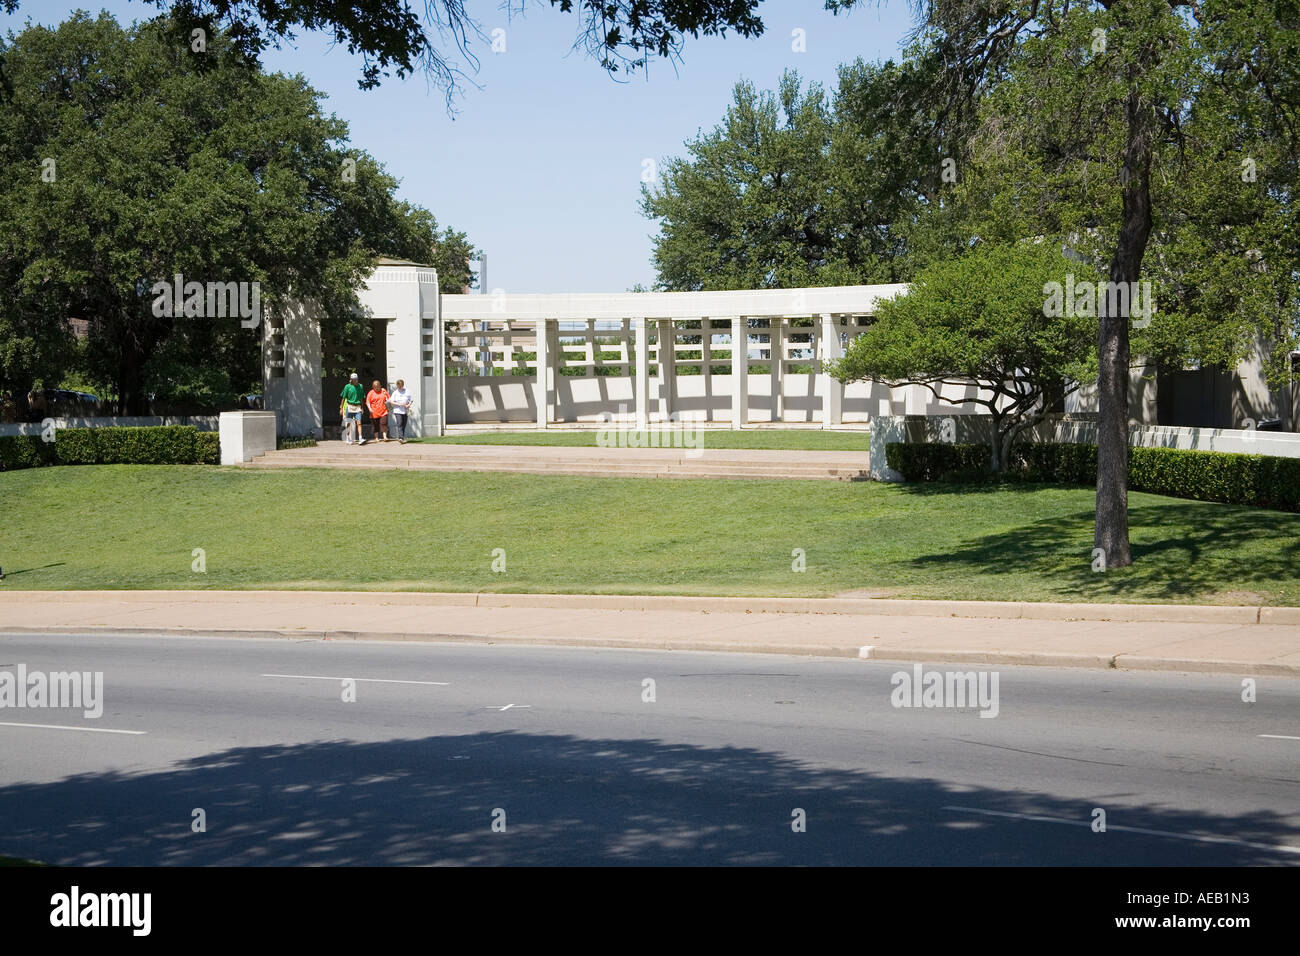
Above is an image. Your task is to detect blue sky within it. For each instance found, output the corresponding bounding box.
[3,1,917,292]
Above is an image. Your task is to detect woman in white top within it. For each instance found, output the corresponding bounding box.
[389,380,413,443]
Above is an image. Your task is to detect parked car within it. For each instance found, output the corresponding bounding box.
[42,389,102,418]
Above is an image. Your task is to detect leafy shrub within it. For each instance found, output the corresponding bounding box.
[54,428,99,465]
[886,441,1300,511]
[885,442,990,481]
[1023,442,1097,485]
[1128,446,1300,511]
[277,434,317,450]
[195,431,220,465]
[95,425,197,464]
[53,426,201,465]
[0,434,58,471]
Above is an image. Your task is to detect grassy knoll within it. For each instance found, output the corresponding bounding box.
[3,465,1298,604]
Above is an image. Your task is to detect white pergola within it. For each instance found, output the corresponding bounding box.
[439,285,908,432]
[264,265,937,438]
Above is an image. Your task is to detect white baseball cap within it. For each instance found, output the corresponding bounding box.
[349,373,358,379]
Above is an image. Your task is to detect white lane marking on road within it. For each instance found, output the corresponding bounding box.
[261,674,449,685]
[486,704,531,711]
[1258,734,1300,741]
[0,720,145,735]
[943,805,1300,855]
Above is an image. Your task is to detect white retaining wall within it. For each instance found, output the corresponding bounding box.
[870,414,1300,482]
[0,416,220,437]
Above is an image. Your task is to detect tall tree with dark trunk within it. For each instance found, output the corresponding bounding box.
[823,0,1299,569]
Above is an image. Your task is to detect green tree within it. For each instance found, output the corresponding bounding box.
[641,72,843,290]
[0,13,470,411]
[1,0,765,98]
[829,241,1097,471]
[642,62,960,290]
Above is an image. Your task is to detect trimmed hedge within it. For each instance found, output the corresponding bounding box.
[276,434,317,450]
[0,426,221,471]
[884,442,991,483]
[195,430,221,465]
[0,434,58,471]
[1128,446,1300,511]
[885,441,1300,512]
[54,428,98,465]
[96,425,196,464]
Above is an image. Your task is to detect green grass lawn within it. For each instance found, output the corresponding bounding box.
[411,429,869,451]
[2,465,1298,604]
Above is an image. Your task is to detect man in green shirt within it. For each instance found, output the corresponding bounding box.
[340,372,366,445]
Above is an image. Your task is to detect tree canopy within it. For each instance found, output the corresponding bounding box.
[641,60,960,291]
[830,241,1096,470]
[0,0,766,102]
[0,12,471,412]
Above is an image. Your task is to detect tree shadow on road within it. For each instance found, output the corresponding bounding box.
[0,731,1295,865]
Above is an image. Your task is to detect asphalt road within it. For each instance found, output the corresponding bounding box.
[0,632,1297,865]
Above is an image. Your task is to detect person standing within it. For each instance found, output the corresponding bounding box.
[366,380,390,442]
[389,379,413,443]
[340,373,366,445]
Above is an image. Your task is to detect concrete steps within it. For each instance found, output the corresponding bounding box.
[242,442,870,481]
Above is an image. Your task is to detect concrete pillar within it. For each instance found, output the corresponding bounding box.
[634,316,650,429]
[219,411,277,464]
[869,415,906,481]
[820,313,843,429]
[658,319,674,421]
[535,317,549,430]
[263,300,322,438]
[770,318,784,423]
[730,315,748,429]
[701,316,712,420]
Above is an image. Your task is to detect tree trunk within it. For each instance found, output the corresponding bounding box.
[1095,90,1153,570]
[989,412,1004,472]
[115,314,155,416]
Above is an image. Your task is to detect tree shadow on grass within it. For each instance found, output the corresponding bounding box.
[0,563,66,578]
[0,732,1295,866]
[905,501,1300,602]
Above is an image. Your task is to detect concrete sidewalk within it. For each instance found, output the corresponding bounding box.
[241,441,871,480]
[2,590,1299,676]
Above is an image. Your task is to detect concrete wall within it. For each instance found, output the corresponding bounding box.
[444,373,1003,425]
[871,412,1300,482]
[1067,343,1300,432]
[264,262,442,438]
[355,263,441,437]
[1064,362,1159,422]
[218,411,277,464]
[0,416,219,437]
[264,299,322,437]
[1050,419,1300,457]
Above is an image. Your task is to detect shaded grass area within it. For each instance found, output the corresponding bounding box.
[412,429,870,451]
[2,466,1299,604]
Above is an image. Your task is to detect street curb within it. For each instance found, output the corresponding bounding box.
[0,589,1293,625]
[9,625,1299,677]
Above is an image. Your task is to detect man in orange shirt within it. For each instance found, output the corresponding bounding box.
[366,380,390,442]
